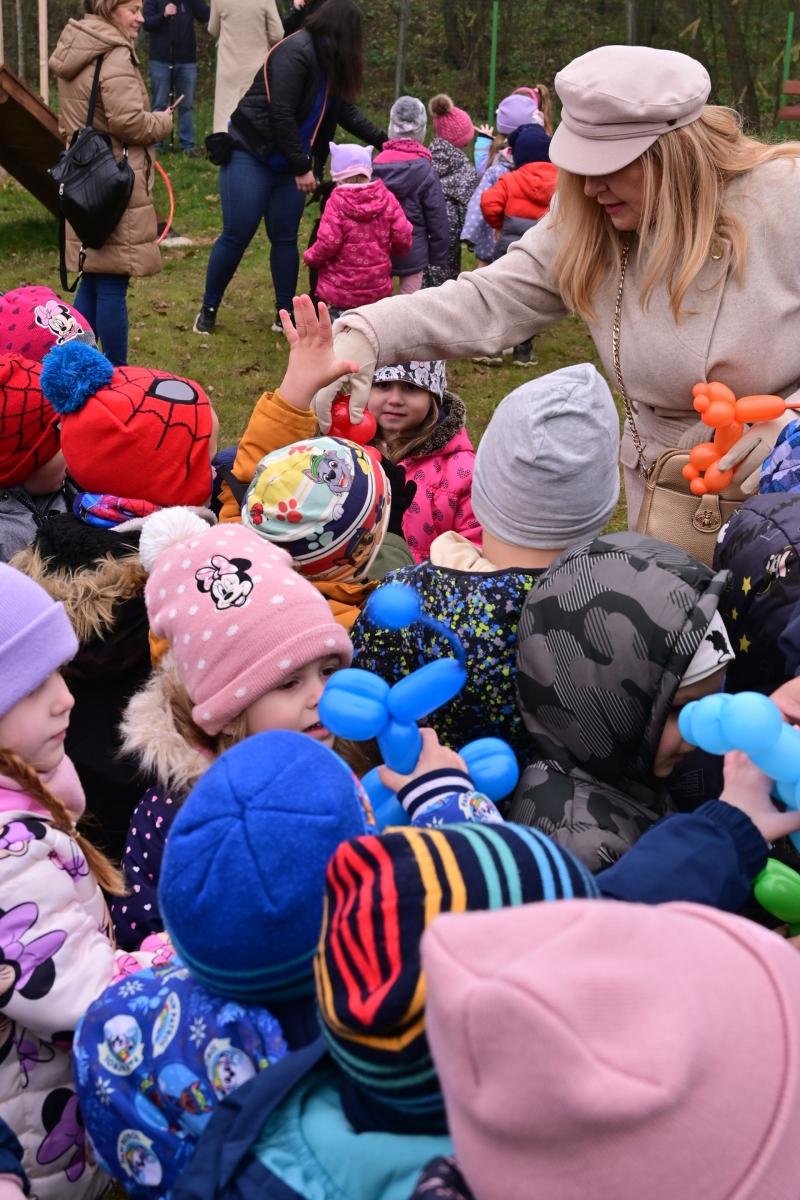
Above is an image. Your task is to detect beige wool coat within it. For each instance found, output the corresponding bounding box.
[49,16,172,278]
[208,0,284,133]
[340,157,800,519]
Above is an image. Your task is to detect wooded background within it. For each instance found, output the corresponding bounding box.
[3,0,797,132]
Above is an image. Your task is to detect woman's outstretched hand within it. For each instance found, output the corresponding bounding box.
[311,326,377,433]
[277,296,360,412]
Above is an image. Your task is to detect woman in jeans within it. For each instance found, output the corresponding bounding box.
[50,0,174,365]
[193,0,385,335]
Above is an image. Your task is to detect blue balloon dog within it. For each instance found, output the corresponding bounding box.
[319,583,519,828]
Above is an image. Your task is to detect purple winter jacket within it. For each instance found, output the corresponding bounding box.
[303,179,413,309]
[373,138,450,275]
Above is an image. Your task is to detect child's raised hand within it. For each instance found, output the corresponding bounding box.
[720,750,800,843]
[277,295,360,413]
[378,727,469,794]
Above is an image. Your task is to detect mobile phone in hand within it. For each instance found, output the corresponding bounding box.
[170,94,185,109]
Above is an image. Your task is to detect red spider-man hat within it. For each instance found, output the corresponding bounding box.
[40,342,214,507]
[0,354,61,487]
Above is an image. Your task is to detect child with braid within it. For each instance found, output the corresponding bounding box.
[0,564,167,1200]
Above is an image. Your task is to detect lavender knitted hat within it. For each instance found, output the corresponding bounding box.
[496,93,538,135]
[0,562,78,719]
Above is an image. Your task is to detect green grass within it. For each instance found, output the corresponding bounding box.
[0,154,626,529]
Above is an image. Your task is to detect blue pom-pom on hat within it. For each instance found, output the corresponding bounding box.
[40,340,114,414]
[159,730,374,1005]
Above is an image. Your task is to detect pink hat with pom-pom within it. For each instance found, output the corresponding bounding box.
[428,94,474,148]
[140,508,352,734]
[0,286,95,362]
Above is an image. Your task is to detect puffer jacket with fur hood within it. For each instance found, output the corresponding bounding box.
[397,390,480,562]
[11,514,153,860]
[512,532,731,872]
[49,15,172,277]
[110,663,212,951]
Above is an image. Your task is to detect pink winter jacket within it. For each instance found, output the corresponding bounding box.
[398,390,481,562]
[303,180,413,310]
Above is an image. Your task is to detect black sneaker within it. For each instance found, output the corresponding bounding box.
[193,305,217,334]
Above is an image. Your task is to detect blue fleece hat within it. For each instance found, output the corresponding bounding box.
[509,122,552,166]
[159,731,375,1004]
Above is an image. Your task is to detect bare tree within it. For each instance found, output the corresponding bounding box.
[15,0,25,76]
[716,0,760,130]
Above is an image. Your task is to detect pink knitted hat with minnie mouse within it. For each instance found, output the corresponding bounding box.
[140,509,352,734]
[0,285,94,362]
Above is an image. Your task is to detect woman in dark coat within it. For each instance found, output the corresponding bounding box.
[194,0,385,335]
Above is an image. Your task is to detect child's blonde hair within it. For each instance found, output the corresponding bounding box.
[0,748,125,894]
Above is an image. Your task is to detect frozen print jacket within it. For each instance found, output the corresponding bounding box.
[512,532,731,872]
[396,391,480,562]
[74,958,287,1200]
[303,180,413,310]
[0,757,167,1199]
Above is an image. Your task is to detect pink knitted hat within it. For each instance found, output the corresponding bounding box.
[0,285,95,362]
[428,94,474,148]
[423,900,800,1200]
[139,509,352,735]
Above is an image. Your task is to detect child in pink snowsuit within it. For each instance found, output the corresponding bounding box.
[303,143,412,314]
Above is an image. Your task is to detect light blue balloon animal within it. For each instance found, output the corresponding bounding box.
[319,583,519,828]
[679,691,800,851]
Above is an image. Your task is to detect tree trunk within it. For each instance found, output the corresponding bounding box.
[716,0,760,130]
[440,0,464,70]
[394,0,411,97]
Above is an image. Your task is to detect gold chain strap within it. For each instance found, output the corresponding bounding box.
[612,238,652,479]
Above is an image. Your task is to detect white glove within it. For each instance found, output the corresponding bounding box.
[716,411,796,495]
[311,328,377,433]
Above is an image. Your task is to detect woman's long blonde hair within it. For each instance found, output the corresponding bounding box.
[554,106,800,322]
[0,748,125,894]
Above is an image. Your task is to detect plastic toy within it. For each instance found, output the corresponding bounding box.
[678,691,800,851]
[682,381,800,496]
[319,582,520,827]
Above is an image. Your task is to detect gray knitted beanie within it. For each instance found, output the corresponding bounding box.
[388,95,427,142]
[472,364,620,548]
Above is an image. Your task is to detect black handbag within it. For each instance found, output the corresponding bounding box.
[49,55,135,292]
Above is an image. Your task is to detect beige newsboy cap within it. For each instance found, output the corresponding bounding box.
[550,45,711,175]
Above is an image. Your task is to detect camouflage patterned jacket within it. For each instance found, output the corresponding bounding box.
[511,532,730,871]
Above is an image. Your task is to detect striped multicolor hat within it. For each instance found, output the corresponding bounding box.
[314,823,599,1121]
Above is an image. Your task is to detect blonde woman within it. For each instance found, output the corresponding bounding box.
[315,45,800,524]
[50,0,174,365]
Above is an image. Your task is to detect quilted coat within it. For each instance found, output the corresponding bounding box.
[480,161,558,227]
[373,140,449,276]
[303,181,413,309]
[49,15,172,277]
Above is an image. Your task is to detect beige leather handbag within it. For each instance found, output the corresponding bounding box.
[612,240,743,567]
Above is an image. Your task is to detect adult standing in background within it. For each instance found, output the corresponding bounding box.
[50,0,174,365]
[208,0,284,134]
[143,0,209,155]
[194,0,385,335]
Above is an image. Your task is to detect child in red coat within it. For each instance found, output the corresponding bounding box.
[303,143,413,317]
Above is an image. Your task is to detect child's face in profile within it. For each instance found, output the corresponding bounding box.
[652,666,727,779]
[0,671,74,774]
[367,381,433,436]
[243,654,340,746]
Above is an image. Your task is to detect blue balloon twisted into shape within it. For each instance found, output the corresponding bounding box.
[319,583,519,827]
[679,691,800,851]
